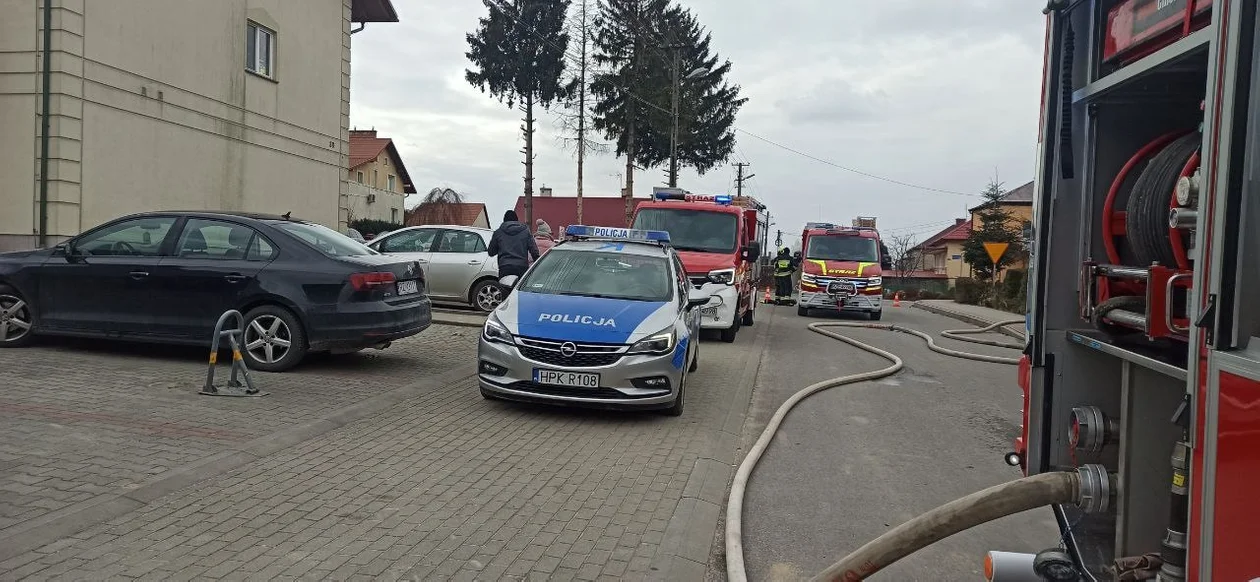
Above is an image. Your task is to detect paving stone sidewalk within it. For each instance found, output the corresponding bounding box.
[0,324,768,581]
[0,325,479,559]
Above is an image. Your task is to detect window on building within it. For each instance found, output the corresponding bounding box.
[356,171,364,184]
[391,208,399,223]
[246,22,275,78]
[387,175,396,191]
[373,170,378,187]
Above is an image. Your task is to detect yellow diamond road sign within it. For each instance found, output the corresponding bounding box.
[983,242,1009,265]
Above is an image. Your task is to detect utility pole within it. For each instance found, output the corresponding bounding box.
[734,162,754,196]
[574,0,590,224]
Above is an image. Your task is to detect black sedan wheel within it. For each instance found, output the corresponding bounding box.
[241,305,308,372]
[0,286,34,347]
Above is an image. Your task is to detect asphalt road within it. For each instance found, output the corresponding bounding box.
[721,303,1058,581]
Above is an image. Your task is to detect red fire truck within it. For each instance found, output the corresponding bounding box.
[1012,0,1258,579]
[631,187,768,343]
[796,221,891,319]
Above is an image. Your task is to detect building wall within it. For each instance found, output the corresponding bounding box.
[346,181,404,224]
[0,0,353,252]
[350,152,404,194]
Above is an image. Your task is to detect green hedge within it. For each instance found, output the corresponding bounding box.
[349,219,403,236]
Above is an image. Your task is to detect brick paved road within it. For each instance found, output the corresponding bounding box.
[0,320,768,580]
[0,326,478,560]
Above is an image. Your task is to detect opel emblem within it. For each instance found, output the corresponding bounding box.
[560,342,577,357]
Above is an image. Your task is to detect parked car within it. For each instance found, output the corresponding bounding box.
[368,225,505,312]
[0,211,432,372]
[345,227,367,243]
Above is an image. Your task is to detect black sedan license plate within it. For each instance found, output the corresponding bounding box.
[534,369,600,388]
[397,279,419,295]
[828,280,857,296]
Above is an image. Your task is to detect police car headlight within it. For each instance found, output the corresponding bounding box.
[482,315,513,344]
[868,276,882,286]
[707,268,736,285]
[628,328,675,355]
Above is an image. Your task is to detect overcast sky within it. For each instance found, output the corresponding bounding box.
[349,0,1046,245]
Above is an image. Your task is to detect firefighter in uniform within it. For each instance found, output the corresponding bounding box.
[773,248,796,305]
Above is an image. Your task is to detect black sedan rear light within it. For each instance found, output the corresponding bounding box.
[350,271,396,291]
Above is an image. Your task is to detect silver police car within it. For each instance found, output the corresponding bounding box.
[477,226,711,415]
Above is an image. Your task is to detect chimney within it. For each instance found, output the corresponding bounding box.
[539,186,553,197]
[956,218,966,225]
[350,129,377,138]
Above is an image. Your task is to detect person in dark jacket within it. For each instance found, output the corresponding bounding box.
[488,210,539,279]
[773,247,797,304]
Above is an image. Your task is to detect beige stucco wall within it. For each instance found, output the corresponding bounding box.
[0,0,354,251]
[346,181,405,224]
[351,152,404,194]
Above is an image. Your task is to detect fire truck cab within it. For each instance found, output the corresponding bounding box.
[1016,0,1259,579]
[796,222,890,319]
[631,188,768,343]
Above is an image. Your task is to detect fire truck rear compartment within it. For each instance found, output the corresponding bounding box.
[1028,1,1226,579]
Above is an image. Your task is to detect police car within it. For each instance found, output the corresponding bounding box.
[477,225,712,416]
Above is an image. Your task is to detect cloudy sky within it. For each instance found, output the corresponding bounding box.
[349,0,1046,245]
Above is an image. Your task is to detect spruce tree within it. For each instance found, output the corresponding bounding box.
[466,0,573,227]
[962,178,1025,280]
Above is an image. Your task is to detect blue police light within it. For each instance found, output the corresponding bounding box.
[564,225,671,243]
[714,195,732,205]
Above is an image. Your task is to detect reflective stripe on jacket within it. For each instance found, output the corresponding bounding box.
[774,258,794,276]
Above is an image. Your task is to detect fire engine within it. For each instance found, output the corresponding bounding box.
[1009,0,1258,579]
[796,221,891,319]
[631,187,768,343]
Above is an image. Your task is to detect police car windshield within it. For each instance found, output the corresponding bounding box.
[519,249,674,302]
[632,209,737,253]
[806,235,878,262]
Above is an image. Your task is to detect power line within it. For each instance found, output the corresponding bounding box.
[480,0,973,198]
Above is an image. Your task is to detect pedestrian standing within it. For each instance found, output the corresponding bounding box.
[488,210,539,282]
[773,248,796,304]
[533,219,556,259]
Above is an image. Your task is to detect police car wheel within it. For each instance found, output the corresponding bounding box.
[662,373,685,416]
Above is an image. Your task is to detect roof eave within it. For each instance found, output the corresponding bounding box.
[351,0,399,23]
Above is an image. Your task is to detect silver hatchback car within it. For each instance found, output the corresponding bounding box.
[368,225,504,311]
[477,226,711,416]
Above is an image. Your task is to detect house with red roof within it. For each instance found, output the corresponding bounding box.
[512,191,650,233]
[906,218,973,283]
[405,203,490,228]
[348,129,416,225]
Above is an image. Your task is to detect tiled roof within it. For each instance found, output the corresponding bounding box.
[914,218,971,250]
[405,203,488,227]
[969,180,1034,212]
[349,129,416,194]
[512,195,651,230]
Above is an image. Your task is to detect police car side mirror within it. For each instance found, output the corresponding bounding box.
[686,291,711,310]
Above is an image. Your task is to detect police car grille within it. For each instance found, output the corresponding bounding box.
[516,337,624,367]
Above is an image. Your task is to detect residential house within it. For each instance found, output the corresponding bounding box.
[511,195,651,232]
[0,0,399,251]
[348,129,416,224]
[405,202,490,228]
[909,218,972,282]
[968,180,1034,274]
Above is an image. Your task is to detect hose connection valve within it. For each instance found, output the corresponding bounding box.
[1070,406,1117,453]
[1076,464,1113,514]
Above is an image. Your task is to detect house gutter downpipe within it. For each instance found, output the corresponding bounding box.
[38,0,53,248]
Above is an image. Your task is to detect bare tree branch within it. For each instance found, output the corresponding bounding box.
[888,232,925,282]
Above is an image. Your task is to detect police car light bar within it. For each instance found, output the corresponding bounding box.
[564,225,671,244]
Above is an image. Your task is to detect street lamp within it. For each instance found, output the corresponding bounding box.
[669,64,708,188]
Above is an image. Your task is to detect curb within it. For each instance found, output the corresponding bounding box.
[0,365,477,563]
[651,309,772,580]
[912,301,1026,340]
[432,311,486,329]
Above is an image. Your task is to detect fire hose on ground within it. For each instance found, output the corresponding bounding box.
[723,316,1109,581]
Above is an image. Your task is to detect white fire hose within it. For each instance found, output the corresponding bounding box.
[725,316,1027,582]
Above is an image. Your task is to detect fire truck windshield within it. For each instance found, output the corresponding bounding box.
[632,208,737,253]
[805,235,878,262]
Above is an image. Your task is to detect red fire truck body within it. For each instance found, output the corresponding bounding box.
[631,188,768,343]
[1019,0,1258,579]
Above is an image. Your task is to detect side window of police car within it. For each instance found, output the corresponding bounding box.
[672,255,688,309]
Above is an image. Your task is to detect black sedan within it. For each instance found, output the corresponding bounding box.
[0,211,432,372]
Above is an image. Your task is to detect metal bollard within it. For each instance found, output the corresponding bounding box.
[201,310,268,397]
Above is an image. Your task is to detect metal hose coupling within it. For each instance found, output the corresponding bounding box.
[1075,464,1113,514]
